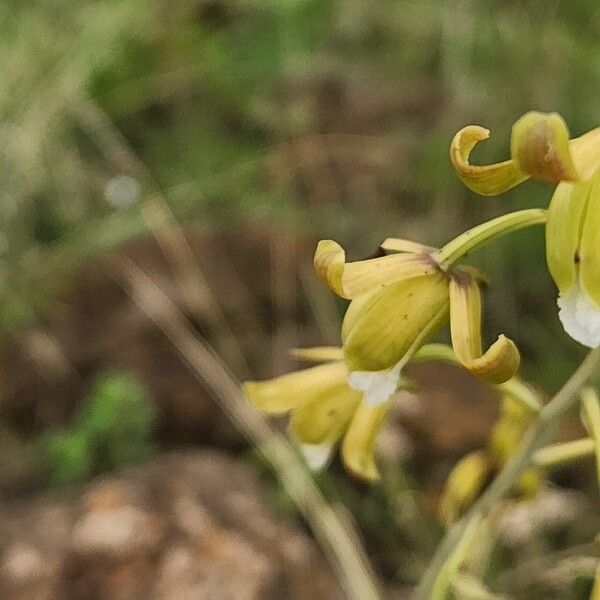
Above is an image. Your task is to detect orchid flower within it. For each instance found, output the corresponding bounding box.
[313,210,545,406]
[244,348,388,481]
[451,111,600,347]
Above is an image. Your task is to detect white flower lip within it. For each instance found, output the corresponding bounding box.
[557,280,600,348]
[299,442,334,470]
[347,364,402,406]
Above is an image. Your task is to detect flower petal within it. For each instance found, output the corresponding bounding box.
[314,239,437,299]
[347,363,402,406]
[290,386,361,445]
[298,442,335,470]
[380,238,437,254]
[290,346,344,362]
[546,180,591,297]
[451,112,600,196]
[341,401,390,482]
[342,273,449,372]
[412,344,541,412]
[439,451,489,525]
[569,127,600,180]
[579,170,600,308]
[449,271,520,384]
[489,395,534,465]
[511,111,578,183]
[557,280,600,348]
[450,125,527,196]
[244,361,348,414]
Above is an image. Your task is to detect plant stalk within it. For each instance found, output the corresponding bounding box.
[414,347,600,600]
[117,258,383,600]
[435,208,547,266]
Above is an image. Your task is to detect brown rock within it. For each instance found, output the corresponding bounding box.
[71,506,165,559]
[0,451,340,600]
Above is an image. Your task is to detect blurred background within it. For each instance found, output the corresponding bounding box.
[1,1,599,598]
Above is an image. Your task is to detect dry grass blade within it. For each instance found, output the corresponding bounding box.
[72,97,250,376]
[115,256,382,600]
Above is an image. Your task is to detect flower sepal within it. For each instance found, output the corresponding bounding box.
[451,111,600,196]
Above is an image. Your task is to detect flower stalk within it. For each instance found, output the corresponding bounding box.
[533,438,595,468]
[434,208,547,266]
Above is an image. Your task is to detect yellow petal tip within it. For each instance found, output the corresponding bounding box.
[468,334,521,385]
[450,274,520,384]
[450,124,526,196]
[314,239,348,298]
[315,239,440,300]
[340,402,389,483]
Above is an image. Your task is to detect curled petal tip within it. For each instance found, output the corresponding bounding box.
[314,239,348,298]
[450,125,490,165]
[450,124,526,196]
[450,273,520,384]
[452,112,600,195]
[467,334,521,385]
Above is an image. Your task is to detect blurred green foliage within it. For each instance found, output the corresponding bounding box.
[42,371,153,487]
[1,0,599,391]
[1,3,599,597]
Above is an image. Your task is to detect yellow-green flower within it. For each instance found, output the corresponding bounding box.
[440,391,541,525]
[431,359,542,525]
[312,215,535,405]
[244,349,389,481]
[547,171,600,346]
[451,111,600,346]
[439,450,489,525]
[244,342,539,483]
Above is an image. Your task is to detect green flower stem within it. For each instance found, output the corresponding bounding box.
[413,347,600,600]
[500,377,542,413]
[430,514,483,600]
[435,209,547,267]
[533,438,595,468]
[412,343,458,363]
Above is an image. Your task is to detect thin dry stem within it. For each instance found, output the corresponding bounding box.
[72,97,250,376]
[115,257,382,600]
